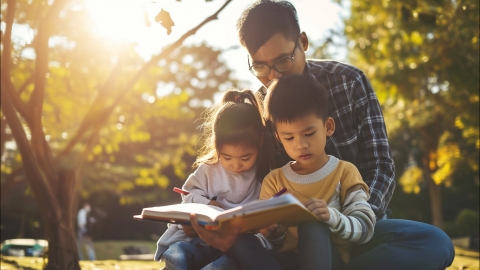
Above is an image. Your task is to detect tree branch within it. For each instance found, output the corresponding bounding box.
[58,0,234,162]
[0,0,33,123]
[28,0,68,190]
[18,75,34,95]
[55,55,126,160]
[0,117,10,159]
[1,79,59,221]
[2,0,16,80]
[0,72,32,124]
[129,0,233,86]
[97,0,234,134]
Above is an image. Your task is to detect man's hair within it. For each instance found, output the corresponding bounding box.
[264,74,329,124]
[237,0,300,54]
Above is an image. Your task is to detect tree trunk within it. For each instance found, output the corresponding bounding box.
[424,168,444,229]
[44,218,80,270]
[44,171,80,270]
[420,124,443,229]
[2,2,234,269]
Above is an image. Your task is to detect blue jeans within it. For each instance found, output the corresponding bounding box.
[204,219,455,270]
[226,222,344,270]
[347,219,455,270]
[163,237,224,270]
[77,230,96,261]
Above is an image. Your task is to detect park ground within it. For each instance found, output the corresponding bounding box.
[0,241,478,270]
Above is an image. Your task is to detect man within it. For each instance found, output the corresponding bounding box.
[77,202,96,261]
[189,1,454,269]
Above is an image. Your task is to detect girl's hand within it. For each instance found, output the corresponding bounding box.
[304,198,330,221]
[258,223,286,239]
[208,200,222,208]
[182,224,199,237]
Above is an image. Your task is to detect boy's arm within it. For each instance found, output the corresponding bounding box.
[352,72,395,219]
[325,184,376,244]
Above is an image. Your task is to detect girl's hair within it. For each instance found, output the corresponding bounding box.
[195,89,270,181]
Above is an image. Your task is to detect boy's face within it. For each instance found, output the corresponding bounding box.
[218,144,258,174]
[275,113,335,174]
[249,32,308,86]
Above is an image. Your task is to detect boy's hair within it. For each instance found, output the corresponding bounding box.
[195,89,270,180]
[264,74,329,124]
[237,0,300,54]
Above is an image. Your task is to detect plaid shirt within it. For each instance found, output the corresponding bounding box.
[257,60,395,219]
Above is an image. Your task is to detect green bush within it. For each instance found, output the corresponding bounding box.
[455,209,480,236]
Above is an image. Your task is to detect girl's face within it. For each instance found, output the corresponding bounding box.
[218,144,259,174]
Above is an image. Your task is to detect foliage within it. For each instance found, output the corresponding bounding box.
[344,0,479,227]
[1,0,233,268]
[455,209,479,236]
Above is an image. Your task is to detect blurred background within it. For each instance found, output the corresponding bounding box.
[1,0,478,261]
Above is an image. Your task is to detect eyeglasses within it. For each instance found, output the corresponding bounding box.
[248,37,300,77]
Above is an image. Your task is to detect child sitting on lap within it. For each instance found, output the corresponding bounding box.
[155,89,271,270]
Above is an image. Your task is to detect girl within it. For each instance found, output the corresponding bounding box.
[155,89,271,270]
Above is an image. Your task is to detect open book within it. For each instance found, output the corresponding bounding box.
[134,194,319,232]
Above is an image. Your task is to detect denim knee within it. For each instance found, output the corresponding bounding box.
[229,234,258,257]
[299,221,330,236]
[349,220,455,270]
[163,241,192,270]
[419,224,455,268]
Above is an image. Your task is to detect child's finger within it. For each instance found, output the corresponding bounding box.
[258,223,278,234]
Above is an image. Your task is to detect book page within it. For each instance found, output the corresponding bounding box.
[210,195,319,233]
[141,203,224,223]
[215,194,308,221]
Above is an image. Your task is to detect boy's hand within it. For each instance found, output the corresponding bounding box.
[304,198,330,221]
[258,223,286,239]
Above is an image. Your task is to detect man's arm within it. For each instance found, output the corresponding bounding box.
[353,72,395,218]
[189,213,242,252]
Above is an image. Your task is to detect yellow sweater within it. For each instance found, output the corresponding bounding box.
[260,157,371,264]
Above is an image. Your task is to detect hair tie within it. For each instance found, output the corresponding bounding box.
[234,95,243,103]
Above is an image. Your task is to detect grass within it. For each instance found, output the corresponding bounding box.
[1,246,478,269]
[0,256,164,270]
[88,240,157,260]
[1,240,163,270]
[448,247,480,270]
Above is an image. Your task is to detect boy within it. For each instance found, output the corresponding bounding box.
[228,74,376,270]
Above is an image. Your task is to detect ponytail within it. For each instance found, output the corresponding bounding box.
[194,88,271,181]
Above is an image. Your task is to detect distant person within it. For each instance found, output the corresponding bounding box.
[227,74,376,269]
[187,1,455,269]
[155,89,270,270]
[77,202,96,261]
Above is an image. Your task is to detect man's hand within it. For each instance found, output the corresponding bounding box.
[304,198,330,221]
[189,213,242,252]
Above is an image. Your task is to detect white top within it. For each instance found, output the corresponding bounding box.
[155,162,262,261]
[182,163,261,208]
[77,208,88,228]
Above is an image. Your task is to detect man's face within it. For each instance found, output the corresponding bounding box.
[249,32,308,86]
[275,113,335,174]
